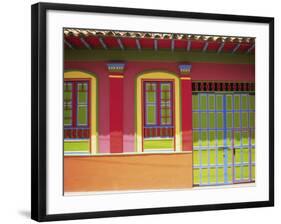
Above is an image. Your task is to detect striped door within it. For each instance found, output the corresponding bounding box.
[192,93,255,186]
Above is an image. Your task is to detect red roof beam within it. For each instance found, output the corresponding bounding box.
[83,36,102,49]
[206,41,220,52]
[65,36,84,48]
[190,40,204,51]
[172,39,185,49]
[158,39,172,49]
[139,38,154,49]
[235,43,251,53]
[121,37,137,49]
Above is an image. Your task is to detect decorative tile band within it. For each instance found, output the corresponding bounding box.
[107,63,125,73]
[178,64,192,75]
[192,81,255,92]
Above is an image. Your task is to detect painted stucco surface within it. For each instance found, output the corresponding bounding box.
[65,61,255,153]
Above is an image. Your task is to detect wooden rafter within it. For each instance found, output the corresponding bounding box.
[154,39,158,51]
[136,39,141,51]
[186,40,191,51]
[171,39,175,52]
[232,43,241,54]
[80,37,91,49]
[217,42,225,54]
[63,29,255,54]
[64,28,254,42]
[99,37,107,50]
[117,38,124,50]
[247,44,255,53]
[64,39,73,49]
[202,42,209,52]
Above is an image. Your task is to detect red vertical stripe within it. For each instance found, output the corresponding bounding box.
[110,77,123,153]
[181,78,193,151]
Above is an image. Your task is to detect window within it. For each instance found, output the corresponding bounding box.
[143,81,174,151]
[64,79,91,154]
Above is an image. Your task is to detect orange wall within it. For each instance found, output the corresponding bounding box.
[64,153,192,192]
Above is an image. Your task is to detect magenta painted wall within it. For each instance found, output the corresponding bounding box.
[65,62,110,153]
[64,60,255,153]
[123,74,135,152]
[191,62,255,81]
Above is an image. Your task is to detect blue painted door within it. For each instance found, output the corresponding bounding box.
[192,93,255,186]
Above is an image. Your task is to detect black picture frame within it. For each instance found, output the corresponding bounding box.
[31,2,274,222]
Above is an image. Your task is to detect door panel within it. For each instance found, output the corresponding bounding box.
[232,129,254,183]
[193,93,255,186]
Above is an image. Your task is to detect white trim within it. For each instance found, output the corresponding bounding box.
[64,150,192,157]
[64,183,256,196]
[47,10,269,215]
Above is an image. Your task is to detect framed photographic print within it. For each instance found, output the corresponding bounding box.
[31,2,274,222]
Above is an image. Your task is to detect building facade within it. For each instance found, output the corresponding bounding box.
[63,29,255,192]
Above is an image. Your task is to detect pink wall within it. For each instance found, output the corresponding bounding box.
[191,62,255,81]
[64,60,255,153]
[65,62,110,153]
[123,74,135,152]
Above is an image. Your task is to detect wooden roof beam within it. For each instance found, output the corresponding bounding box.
[202,41,209,52]
[136,39,141,51]
[154,39,158,51]
[99,37,108,50]
[232,43,241,54]
[64,39,73,49]
[186,40,191,52]
[80,37,92,49]
[117,38,125,50]
[171,39,175,52]
[217,42,225,54]
[247,44,255,53]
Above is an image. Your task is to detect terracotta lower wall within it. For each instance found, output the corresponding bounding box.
[64,153,192,192]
